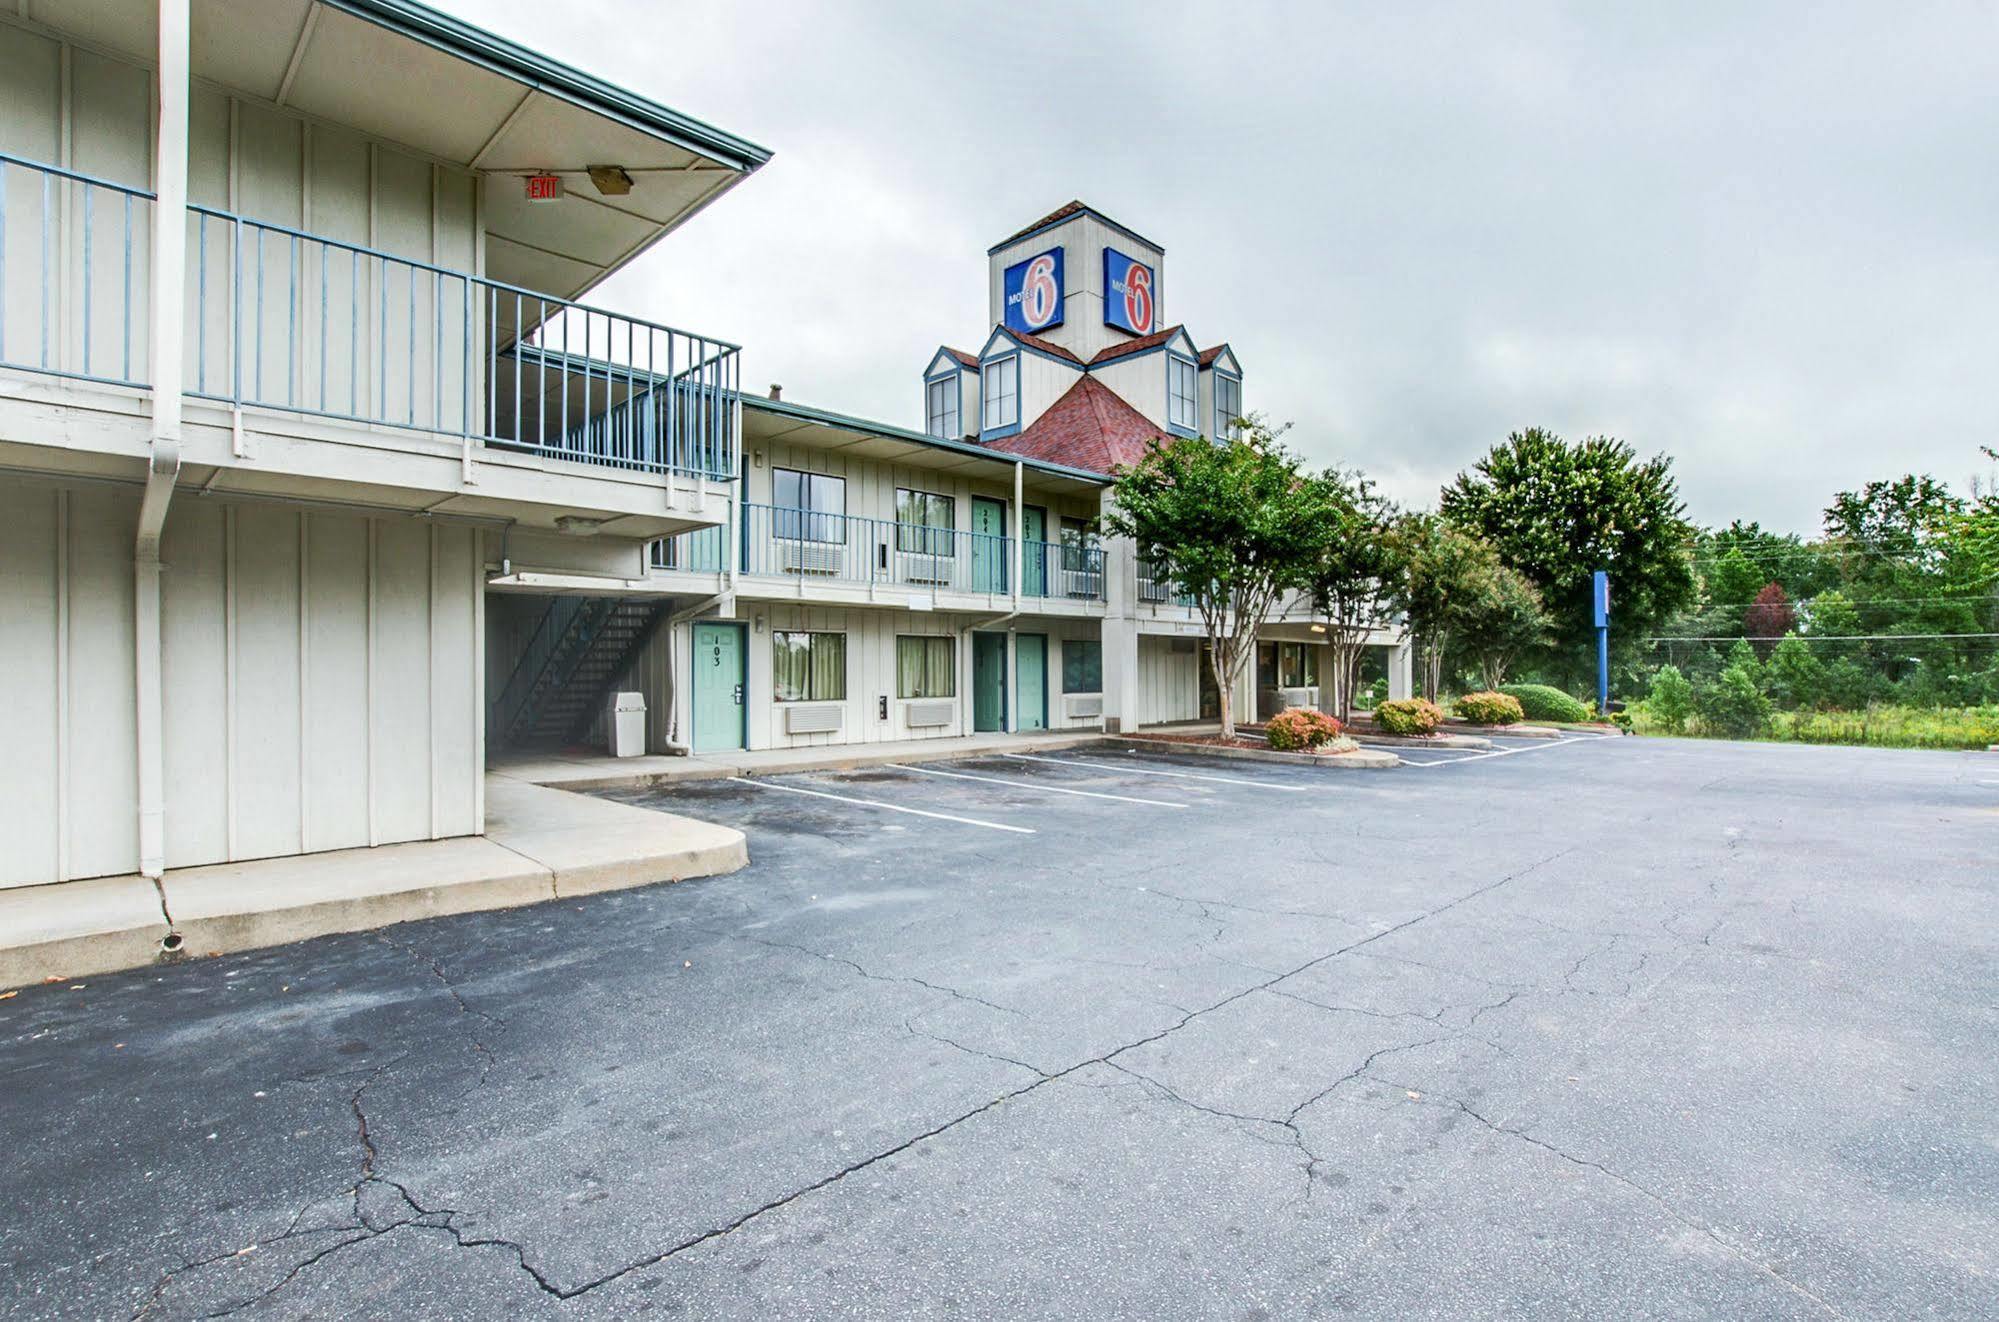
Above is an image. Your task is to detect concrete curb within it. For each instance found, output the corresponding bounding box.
[1448,722,1561,739]
[1105,736,1402,770]
[495,732,1110,791]
[1,781,747,991]
[1349,730,1494,750]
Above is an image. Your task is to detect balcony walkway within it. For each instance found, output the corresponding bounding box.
[490,729,1110,791]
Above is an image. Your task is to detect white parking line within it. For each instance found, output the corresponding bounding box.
[1400,734,1616,767]
[895,763,1188,807]
[727,776,1035,834]
[1003,751,1310,792]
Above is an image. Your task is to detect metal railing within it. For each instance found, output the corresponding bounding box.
[1138,558,1199,608]
[650,504,1108,601]
[0,153,738,482]
[0,153,152,388]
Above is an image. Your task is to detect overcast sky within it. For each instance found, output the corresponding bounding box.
[461,0,1997,534]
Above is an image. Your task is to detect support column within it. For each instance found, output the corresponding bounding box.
[1388,638,1415,701]
[137,0,190,880]
[1098,489,1140,734]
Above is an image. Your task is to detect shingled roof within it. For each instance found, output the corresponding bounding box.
[992,376,1168,475]
[1198,344,1230,367]
[1088,325,1188,366]
[996,200,1088,248]
[940,347,980,369]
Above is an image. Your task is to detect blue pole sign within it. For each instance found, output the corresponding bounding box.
[1002,247,1065,334]
[1592,570,1610,715]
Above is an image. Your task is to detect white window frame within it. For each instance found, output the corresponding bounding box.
[925,375,960,439]
[1167,353,1198,434]
[1213,372,1241,440]
[982,353,1020,434]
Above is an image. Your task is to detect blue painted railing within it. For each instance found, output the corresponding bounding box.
[650,503,1107,601]
[0,152,739,483]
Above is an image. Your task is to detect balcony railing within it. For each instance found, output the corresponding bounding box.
[1138,558,1199,608]
[0,152,738,482]
[649,503,1107,601]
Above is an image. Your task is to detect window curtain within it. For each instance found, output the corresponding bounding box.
[898,636,953,697]
[773,633,808,701]
[811,634,846,700]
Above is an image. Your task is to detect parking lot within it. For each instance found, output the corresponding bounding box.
[2,734,1994,1319]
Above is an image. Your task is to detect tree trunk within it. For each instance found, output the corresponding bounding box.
[1213,638,1237,741]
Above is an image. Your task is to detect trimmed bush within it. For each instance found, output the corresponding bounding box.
[1266,707,1343,751]
[1374,698,1445,736]
[1695,665,1771,739]
[1455,690,1524,725]
[1498,683,1591,723]
[1646,664,1694,734]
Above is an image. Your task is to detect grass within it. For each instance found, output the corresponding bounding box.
[1631,702,1999,750]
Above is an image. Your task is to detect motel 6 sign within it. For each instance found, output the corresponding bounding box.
[1102,247,1155,336]
[1003,247,1065,334]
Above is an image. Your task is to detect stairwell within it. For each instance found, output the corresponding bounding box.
[492,595,670,751]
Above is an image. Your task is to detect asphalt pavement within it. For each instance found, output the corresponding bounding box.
[2,733,1993,1319]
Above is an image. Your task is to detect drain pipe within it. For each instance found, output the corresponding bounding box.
[137,0,190,885]
[659,592,726,753]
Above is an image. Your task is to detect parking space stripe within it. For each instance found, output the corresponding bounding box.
[1400,735,1615,767]
[726,776,1036,833]
[1002,752,1310,792]
[895,763,1188,807]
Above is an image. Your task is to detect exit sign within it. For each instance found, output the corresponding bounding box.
[524,173,563,203]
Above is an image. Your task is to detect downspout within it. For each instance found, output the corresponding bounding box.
[659,592,727,754]
[137,0,190,884]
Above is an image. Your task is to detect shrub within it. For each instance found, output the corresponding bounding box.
[1265,707,1343,751]
[1695,664,1771,739]
[1374,698,1445,736]
[1455,690,1524,725]
[1497,683,1591,723]
[1646,665,1694,733]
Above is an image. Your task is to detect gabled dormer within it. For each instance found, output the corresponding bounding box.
[922,347,981,440]
[1198,344,1243,441]
[1084,325,1200,436]
[975,325,1084,442]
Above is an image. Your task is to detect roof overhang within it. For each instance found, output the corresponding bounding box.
[743,398,1110,496]
[38,0,769,303]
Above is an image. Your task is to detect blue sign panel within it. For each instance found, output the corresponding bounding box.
[1002,247,1064,334]
[1592,570,1611,627]
[1102,246,1156,336]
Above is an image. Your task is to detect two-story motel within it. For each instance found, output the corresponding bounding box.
[0,0,1409,902]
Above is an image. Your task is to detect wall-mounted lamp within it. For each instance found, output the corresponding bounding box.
[752,615,766,634]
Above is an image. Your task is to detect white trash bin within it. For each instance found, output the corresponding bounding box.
[609,691,646,758]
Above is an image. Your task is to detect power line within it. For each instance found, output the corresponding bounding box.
[1644,632,1999,643]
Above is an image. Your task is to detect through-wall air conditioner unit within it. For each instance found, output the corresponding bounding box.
[905,700,955,728]
[777,540,842,576]
[784,704,844,735]
[898,557,953,587]
[1065,694,1103,720]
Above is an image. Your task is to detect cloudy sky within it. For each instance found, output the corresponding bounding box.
[461,0,1997,534]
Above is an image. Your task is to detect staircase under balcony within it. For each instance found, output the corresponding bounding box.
[491,595,670,751]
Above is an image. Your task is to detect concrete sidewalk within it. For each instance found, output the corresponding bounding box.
[489,729,1112,791]
[0,778,745,988]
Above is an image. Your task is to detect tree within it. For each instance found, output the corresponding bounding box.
[1440,427,1695,687]
[1705,550,1765,614]
[1391,513,1498,702]
[1454,562,1552,689]
[1764,635,1824,710]
[1306,470,1403,723]
[1647,664,1694,733]
[1100,418,1336,740]
[1743,582,1795,654]
[1803,589,1861,661]
[1696,663,1771,739]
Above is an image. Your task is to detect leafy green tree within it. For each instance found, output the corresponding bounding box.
[1696,663,1772,739]
[1646,664,1694,734]
[1390,514,1498,702]
[1100,417,1337,740]
[1440,427,1695,687]
[1454,562,1552,690]
[1306,470,1404,723]
[1803,588,1861,660]
[1704,549,1765,614]
[1764,635,1824,710]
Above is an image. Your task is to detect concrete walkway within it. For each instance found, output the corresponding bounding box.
[0,777,745,988]
[489,729,1112,791]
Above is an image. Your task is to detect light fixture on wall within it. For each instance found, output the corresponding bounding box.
[554,515,606,536]
[753,615,766,634]
[1309,623,1326,633]
[586,165,634,196]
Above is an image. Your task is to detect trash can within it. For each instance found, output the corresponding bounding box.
[609,691,646,758]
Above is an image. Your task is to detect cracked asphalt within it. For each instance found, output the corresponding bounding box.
[3,734,1996,1320]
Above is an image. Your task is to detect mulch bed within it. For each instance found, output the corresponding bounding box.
[1125,730,1364,757]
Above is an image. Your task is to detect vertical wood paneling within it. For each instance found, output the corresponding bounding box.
[232,504,303,860]
[304,514,370,851]
[161,500,230,864]
[0,486,62,887]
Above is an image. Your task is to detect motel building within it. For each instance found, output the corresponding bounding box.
[0,0,1409,923]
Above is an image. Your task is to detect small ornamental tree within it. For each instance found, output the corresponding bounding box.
[1307,470,1404,723]
[1390,513,1498,702]
[1743,582,1795,654]
[1100,417,1337,741]
[1455,562,1552,689]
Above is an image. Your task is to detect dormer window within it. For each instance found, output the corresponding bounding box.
[982,353,1020,435]
[1214,372,1241,439]
[926,375,960,439]
[1167,353,1198,434]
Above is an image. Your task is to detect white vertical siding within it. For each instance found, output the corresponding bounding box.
[0,481,483,889]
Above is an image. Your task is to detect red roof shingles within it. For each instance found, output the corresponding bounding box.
[996,200,1087,248]
[989,376,1167,475]
[941,347,980,369]
[1198,344,1229,367]
[1087,325,1187,366]
[1007,328,1084,366]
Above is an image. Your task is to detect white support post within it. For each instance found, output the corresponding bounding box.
[1388,638,1415,702]
[136,0,190,882]
[1098,488,1140,734]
